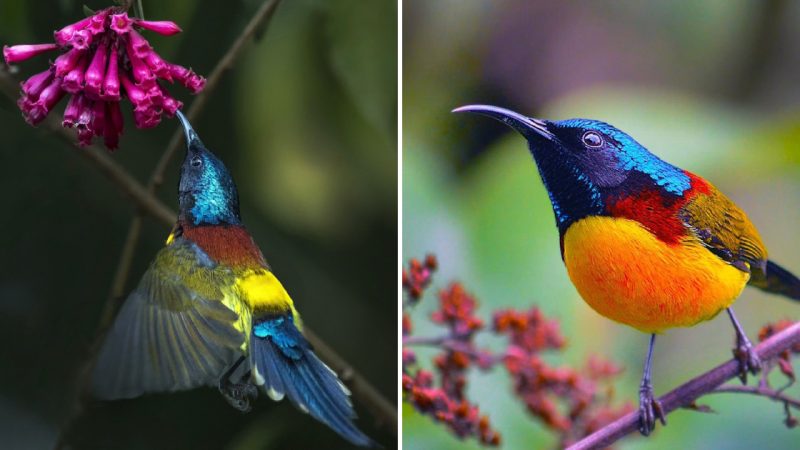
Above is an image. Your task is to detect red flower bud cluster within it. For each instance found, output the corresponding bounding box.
[493,308,631,446]
[432,283,484,338]
[402,371,501,446]
[402,255,631,447]
[402,254,436,301]
[3,7,205,150]
[759,320,800,383]
[403,258,500,446]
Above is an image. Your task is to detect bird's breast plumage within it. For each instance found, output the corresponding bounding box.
[563,216,749,333]
[181,224,267,268]
[172,225,299,345]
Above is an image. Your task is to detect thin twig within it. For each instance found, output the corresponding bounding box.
[0,69,176,224]
[305,329,398,432]
[711,384,800,410]
[403,335,446,346]
[567,321,800,450]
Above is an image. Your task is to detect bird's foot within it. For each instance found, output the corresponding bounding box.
[732,337,761,384]
[219,381,259,412]
[638,383,666,436]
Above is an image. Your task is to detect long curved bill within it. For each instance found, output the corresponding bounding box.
[175,110,201,147]
[452,104,554,141]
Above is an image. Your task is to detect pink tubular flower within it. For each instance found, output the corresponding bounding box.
[84,41,108,99]
[135,20,182,36]
[3,43,59,64]
[3,7,205,151]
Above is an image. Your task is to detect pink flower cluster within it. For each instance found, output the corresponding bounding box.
[3,7,205,150]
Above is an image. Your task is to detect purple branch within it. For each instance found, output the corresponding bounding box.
[567,321,800,450]
[711,385,800,410]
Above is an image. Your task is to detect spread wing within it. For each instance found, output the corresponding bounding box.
[680,182,768,275]
[91,238,245,400]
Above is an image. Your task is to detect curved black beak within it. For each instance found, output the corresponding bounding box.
[175,110,202,151]
[452,104,554,141]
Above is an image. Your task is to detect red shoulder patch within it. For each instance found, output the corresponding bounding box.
[685,170,711,195]
[182,224,267,268]
[607,189,687,244]
[606,171,710,245]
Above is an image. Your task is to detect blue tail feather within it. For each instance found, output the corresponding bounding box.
[251,315,375,447]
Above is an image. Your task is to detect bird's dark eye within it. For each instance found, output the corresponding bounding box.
[582,131,603,148]
[190,157,202,168]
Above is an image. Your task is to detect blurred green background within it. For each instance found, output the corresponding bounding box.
[403,0,799,449]
[0,0,396,448]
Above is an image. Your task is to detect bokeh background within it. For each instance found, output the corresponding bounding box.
[0,0,396,448]
[403,0,799,449]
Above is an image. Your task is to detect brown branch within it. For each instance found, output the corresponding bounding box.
[305,329,398,432]
[151,0,282,191]
[568,321,800,450]
[1,68,176,224]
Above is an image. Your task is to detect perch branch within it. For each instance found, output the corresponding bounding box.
[567,321,800,450]
[0,69,176,224]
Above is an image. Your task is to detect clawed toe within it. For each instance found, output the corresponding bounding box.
[732,341,761,384]
[726,308,761,384]
[219,381,259,412]
[638,385,666,436]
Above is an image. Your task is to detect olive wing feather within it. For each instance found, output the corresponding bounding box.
[91,238,245,400]
[680,183,767,275]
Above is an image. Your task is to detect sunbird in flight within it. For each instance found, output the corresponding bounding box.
[454,104,800,435]
[91,111,373,447]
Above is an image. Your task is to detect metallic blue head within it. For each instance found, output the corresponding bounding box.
[175,111,241,226]
[453,105,690,232]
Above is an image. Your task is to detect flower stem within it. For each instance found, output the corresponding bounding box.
[134,0,144,20]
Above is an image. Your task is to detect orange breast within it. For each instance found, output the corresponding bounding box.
[562,216,749,333]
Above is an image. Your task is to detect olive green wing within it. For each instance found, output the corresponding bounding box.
[680,180,767,275]
[91,238,245,400]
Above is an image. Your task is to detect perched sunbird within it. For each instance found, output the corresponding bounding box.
[91,111,373,447]
[454,105,800,435]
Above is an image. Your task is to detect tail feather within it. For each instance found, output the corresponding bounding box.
[251,315,374,447]
[750,260,800,301]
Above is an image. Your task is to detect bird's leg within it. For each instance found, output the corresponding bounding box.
[638,334,666,436]
[726,307,761,384]
[218,356,258,412]
[237,370,258,399]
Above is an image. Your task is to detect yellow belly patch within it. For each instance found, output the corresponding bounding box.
[563,216,749,333]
